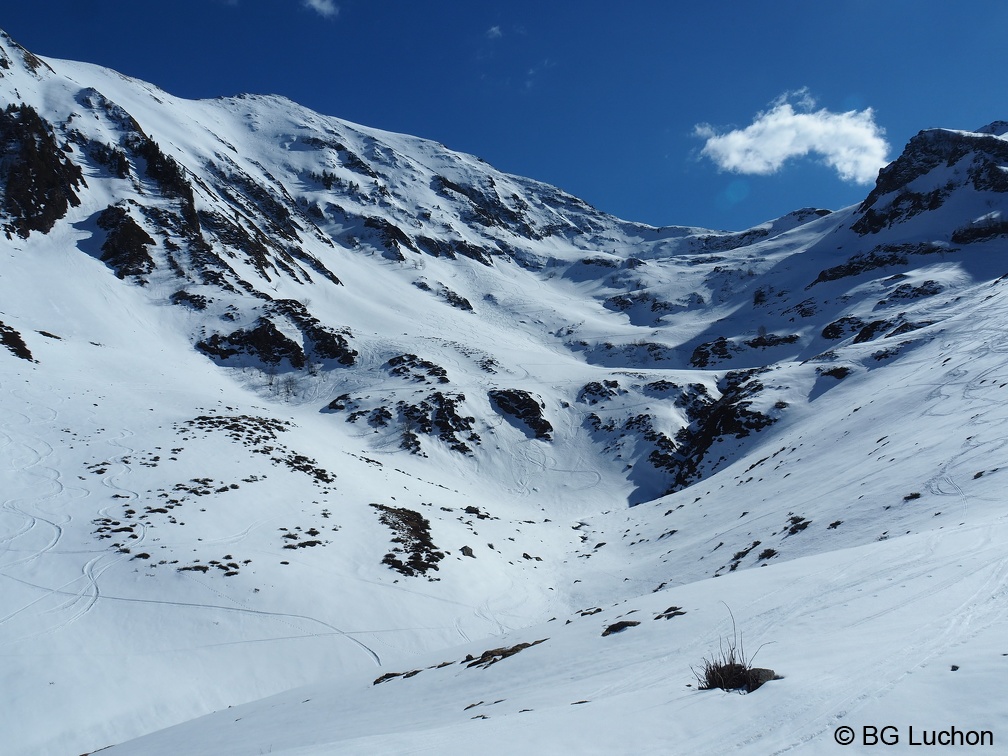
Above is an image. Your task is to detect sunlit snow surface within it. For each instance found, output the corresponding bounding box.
[1,31,1007,755]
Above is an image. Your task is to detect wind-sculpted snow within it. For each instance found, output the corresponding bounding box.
[2,29,1008,756]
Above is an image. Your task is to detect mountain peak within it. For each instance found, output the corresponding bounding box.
[0,29,53,78]
[852,123,1008,235]
[976,119,1008,136]
[4,31,1008,756]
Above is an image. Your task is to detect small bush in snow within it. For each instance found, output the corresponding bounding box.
[692,606,777,693]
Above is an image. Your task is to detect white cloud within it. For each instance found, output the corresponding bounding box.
[303,0,339,18]
[695,90,889,184]
[486,25,503,39]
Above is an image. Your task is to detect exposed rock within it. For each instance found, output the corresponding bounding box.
[370,504,444,578]
[951,218,1008,244]
[169,290,210,310]
[196,319,306,369]
[433,174,538,239]
[747,668,780,691]
[0,103,84,238]
[822,316,866,340]
[601,620,640,636]
[578,380,620,405]
[744,333,799,349]
[817,366,851,380]
[96,205,156,279]
[653,371,778,493]
[489,389,553,440]
[268,299,356,366]
[397,392,479,455]
[853,128,1008,235]
[882,280,942,304]
[387,354,449,384]
[690,336,736,367]
[363,215,419,258]
[0,319,33,361]
[808,243,946,288]
[465,638,547,669]
[852,320,894,344]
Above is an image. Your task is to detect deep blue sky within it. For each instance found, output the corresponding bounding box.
[4,2,1006,230]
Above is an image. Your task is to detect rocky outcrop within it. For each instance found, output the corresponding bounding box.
[197,319,306,369]
[651,371,779,493]
[97,205,156,279]
[853,128,1008,235]
[0,319,33,361]
[489,389,553,440]
[0,104,84,238]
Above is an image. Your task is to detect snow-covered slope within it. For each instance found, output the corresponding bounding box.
[1,30,1007,754]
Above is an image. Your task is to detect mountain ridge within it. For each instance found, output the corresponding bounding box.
[2,29,1008,754]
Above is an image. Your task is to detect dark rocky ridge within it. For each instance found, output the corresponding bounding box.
[489,389,553,441]
[853,128,1008,235]
[97,204,156,279]
[0,103,85,239]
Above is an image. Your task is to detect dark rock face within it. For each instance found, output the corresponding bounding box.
[387,354,449,384]
[879,280,942,305]
[0,104,85,238]
[808,243,946,288]
[852,320,894,344]
[578,380,621,405]
[0,319,33,361]
[96,205,156,279]
[464,638,548,669]
[197,319,306,369]
[489,389,553,440]
[363,215,419,260]
[169,290,210,310]
[651,371,777,493]
[601,620,640,637]
[853,128,1008,235]
[267,299,356,366]
[398,392,479,455]
[951,218,1008,244]
[744,333,799,350]
[433,173,539,240]
[822,316,867,340]
[582,375,775,503]
[690,336,736,367]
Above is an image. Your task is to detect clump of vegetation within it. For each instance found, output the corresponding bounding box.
[785,513,811,535]
[693,606,777,693]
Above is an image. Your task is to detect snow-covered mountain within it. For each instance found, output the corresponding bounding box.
[2,30,1007,754]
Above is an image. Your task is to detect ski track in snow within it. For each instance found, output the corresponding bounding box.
[1,432,66,573]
